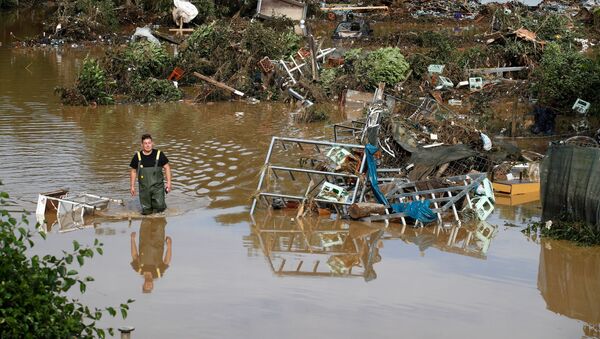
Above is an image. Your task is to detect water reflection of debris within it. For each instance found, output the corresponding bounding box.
[249,212,499,281]
[387,220,498,259]
[537,239,600,337]
[250,212,383,281]
[35,189,122,233]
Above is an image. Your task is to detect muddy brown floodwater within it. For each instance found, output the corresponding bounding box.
[1,9,599,339]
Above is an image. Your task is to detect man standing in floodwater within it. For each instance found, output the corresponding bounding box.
[130,217,172,293]
[130,134,172,215]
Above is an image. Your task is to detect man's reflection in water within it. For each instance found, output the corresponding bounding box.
[130,217,172,293]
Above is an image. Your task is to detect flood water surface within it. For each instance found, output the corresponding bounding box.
[1,10,599,339]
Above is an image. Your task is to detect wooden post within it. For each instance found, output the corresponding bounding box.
[511,98,518,137]
[192,72,245,97]
[306,24,319,82]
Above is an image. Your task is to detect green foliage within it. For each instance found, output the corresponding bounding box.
[521,13,573,41]
[343,48,363,63]
[356,47,410,88]
[128,77,183,103]
[75,0,119,28]
[213,0,257,17]
[183,21,224,59]
[178,18,300,92]
[119,41,172,79]
[77,57,114,105]
[104,41,182,102]
[0,188,133,338]
[418,31,455,62]
[243,21,301,60]
[49,0,119,40]
[522,215,600,246]
[532,43,600,114]
[193,0,216,23]
[319,67,339,96]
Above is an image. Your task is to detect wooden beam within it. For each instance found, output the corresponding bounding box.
[192,72,245,97]
[321,5,388,11]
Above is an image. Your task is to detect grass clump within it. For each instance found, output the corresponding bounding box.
[522,214,600,246]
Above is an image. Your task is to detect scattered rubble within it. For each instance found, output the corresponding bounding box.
[6,0,597,137]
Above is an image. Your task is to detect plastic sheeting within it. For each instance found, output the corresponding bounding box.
[365,143,437,223]
[390,200,438,223]
[540,144,600,230]
[365,143,389,205]
[408,144,477,180]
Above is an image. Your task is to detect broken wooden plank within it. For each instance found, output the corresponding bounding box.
[192,72,245,97]
[321,5,389,11]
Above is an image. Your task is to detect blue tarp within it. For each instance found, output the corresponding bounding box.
[390,200,438,223]
[365,144,389,205]
[365,143,437,223]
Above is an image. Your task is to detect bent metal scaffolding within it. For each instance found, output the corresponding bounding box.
[250,137,367,215]
[250,93,495,225]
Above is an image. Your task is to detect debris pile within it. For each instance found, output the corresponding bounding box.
[56,41,182,105]
[405,0,482,19]
[250,93,518,228]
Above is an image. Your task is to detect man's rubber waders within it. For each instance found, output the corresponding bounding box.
[137,151,166,215]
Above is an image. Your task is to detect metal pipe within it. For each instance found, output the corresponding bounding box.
[270,165,359,178]
[250,137,276,215]
[118,326,135,339]
[272,136,364,150]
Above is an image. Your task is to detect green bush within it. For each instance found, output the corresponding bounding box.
[129,77,183,103]
[356,47,410,88]
[319,67,339,96]
[77,58,114,105]
[120,41,172,79]
[243,21,301,60]
[532,43,600,114]
[0,187,132,338]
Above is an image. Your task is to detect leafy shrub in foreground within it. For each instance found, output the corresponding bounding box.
[0,186,132,338]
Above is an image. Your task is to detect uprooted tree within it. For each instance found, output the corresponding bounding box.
[0,184,133,338]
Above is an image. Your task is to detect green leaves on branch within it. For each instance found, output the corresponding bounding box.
[532,43,600,115]
[0,188,134,338]
[355,47,411,89]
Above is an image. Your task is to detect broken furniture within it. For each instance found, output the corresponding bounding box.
[428,64,445,75]
[256,0,307,21]
[279,46,336,84]
[361,173,495,226]
[36,190,122,233]
[469,77,483,91]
